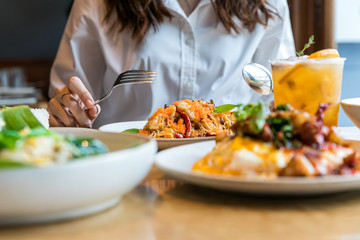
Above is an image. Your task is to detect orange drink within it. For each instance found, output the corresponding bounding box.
[271,52,345,126]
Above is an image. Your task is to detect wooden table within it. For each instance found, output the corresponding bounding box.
[2,165,360,240]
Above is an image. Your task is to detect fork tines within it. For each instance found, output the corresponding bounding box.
[122,70,156,76]
[121,70,156,81]
[123,70,156,74]
[119,79,155,84]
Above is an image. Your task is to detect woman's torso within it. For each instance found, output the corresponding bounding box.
[51,0,294,128]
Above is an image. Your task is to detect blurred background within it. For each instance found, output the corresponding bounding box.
[0,0,72,107]
[0,0,359,126]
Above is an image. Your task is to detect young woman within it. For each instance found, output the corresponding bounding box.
[48,0,295,128]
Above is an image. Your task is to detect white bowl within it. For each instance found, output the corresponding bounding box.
[0,128,157,225]
[341,98,360,128]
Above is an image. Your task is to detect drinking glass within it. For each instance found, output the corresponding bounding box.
[0,68,27,88]
[271,57,346,126]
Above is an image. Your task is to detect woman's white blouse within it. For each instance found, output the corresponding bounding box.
[49,0,295,128]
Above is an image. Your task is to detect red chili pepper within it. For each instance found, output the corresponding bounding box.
[174,133,184,138]
[204,132,216,137]
[176,108,191,138]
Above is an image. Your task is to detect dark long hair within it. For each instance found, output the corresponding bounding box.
[104,0,279,44]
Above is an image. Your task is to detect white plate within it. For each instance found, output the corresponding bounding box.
[334,126,360,141]
[99,121,216,150]
[155,138,360,195]
[99,120,147,133]
[0,128,157,225]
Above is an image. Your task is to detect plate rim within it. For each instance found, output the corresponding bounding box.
[155,140,360,194]
[99,121,216,142]
[99,120,148,132]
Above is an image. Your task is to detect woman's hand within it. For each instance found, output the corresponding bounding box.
[47,77,101,128]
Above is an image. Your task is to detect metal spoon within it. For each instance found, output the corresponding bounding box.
[242,63,273,95]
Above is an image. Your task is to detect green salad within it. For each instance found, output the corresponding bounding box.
[0,105,108,168]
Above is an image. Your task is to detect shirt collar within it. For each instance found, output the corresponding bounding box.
[163,0,211,19]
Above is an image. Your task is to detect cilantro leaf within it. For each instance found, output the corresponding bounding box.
[275,104,291,111]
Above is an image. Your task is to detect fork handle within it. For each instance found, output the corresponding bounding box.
[93,94,110,106]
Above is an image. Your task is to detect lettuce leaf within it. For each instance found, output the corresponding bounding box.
[0,158,34,168]
[0,105,45,131]
[0,106,108,168]
[0,105,49,150]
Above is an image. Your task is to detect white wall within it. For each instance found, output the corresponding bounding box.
[335,0,360,42]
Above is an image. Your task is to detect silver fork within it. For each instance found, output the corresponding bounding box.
[93,70,156,106]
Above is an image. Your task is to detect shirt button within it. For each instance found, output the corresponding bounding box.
[185,39,192,46]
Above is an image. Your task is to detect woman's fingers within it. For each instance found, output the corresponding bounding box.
[60,91,92,128]
[48,77,100,128]
[67,77,94,109]
[49,114,66,127]
[66,77,99,125]
[88,104,101,120]
[48,97,77,126]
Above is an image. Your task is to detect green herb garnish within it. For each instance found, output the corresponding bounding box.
[296,35,315,57]
[275,104,291,112]
[215,102,266,134]
[266,117,301,148]
[214,104,238,113]
[122,128,140,133]
[246,103,266,134]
